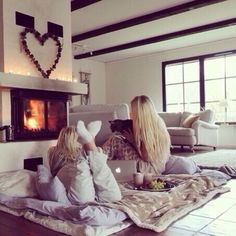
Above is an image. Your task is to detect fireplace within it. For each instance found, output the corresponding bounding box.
[10,89,69,141]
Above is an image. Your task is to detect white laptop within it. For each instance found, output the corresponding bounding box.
[107,160,137,183]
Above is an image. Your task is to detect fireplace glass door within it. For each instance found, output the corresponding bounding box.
[48,101,67,131]
[11,89,69,141]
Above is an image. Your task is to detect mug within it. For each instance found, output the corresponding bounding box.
[143,173,154,186]
[133,172,144,187]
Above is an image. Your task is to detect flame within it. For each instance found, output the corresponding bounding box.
[24,117,38,129]
[24,99,45,129]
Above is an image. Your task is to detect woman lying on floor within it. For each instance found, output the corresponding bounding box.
[48,123,121,204]
[103,95,200,175]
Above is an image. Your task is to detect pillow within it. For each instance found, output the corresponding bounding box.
[0,169,38,197]
[35,165,71,205]
[195,109,214,123]
[182,114,200,128]
[180,111,192,127]
[164,155,200,175]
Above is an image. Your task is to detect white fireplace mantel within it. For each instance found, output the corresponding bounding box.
[0,72,88,95]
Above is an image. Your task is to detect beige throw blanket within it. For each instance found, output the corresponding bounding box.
[0,174,230,235]
[103,174,230,232]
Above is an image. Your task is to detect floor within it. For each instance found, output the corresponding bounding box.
[0,147,235,236]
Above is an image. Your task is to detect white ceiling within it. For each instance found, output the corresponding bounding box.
[71,0,236,63]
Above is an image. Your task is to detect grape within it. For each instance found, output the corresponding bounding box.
[148,179,165,189]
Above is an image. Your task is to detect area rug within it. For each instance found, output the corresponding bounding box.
[189,149,236,168]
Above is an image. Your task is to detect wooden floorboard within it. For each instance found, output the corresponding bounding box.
[0,210,160,236]
[0,211,67,236]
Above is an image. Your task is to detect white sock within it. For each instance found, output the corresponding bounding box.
[77,120,93,144]
[87,121,102,139]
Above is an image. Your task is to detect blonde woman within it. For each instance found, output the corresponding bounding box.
[103,95,199,175]
[48,123,121,205]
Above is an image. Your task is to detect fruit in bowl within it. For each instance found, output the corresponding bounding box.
[148,178,165,190]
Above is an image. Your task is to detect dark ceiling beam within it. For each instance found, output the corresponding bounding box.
[71,0,102,12]
[72,0,226,42]
[74,18,236,60]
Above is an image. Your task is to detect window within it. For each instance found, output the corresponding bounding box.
[164,61,200,113]
[163,50,236,123]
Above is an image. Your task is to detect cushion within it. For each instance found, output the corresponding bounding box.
[180,111,192,127]
[195,109,214,123]
[158,112,182,127]
[167,127,195,136]
[36,165,71,205]
[0,169,38,197]
[182,114,200,128]
[164,155,200,175]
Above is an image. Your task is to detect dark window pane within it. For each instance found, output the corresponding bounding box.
[205,79,225,102]
[184,103,200,113]
[228,100,236,122]
[205,102,222,122]
[165,64,183,84]
[183,61,199,82]
[184,82,200,104]
[226,77,236,100]
[226,55,236,77]
[204,57,224,79]
[166,84,183,105]
[166,104,184,112]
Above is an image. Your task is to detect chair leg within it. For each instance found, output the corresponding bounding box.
[190,146,195,153]
[213,146,216,151]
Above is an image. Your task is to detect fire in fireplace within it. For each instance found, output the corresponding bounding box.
[11,89,69,141]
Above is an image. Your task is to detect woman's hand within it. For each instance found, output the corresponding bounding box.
[121,129,135,145]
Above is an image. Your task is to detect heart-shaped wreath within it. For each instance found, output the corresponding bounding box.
[20,28,62,78]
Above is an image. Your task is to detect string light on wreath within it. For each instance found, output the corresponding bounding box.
[20,28,63,78]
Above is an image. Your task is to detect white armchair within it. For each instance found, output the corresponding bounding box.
[192,119,219,149]
[159,109,219,150]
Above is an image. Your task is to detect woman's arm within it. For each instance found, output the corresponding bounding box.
[139,142,149,162]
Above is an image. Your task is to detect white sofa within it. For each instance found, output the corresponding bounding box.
[69,104,130,146]
[158,110,219,150]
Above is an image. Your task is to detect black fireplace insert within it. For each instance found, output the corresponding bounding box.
[11,89,69,141]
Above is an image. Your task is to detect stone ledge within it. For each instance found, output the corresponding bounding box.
[0,72,87,95]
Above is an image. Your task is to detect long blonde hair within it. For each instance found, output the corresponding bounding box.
[55,126,81,160]
[131,95,170,162]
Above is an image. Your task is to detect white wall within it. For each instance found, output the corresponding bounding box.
[105,37,236,111]
[2,0,72,80]
[106,55,163,110]
[72,59,106,105]
[0,140,56,172]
